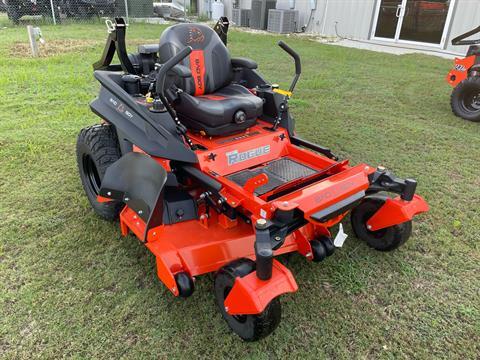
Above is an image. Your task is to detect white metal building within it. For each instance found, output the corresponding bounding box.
[202,0,480,55]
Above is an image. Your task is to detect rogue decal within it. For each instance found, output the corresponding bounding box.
[226,145,270,165]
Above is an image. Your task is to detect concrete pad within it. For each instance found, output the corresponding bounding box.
[327,39,460,59]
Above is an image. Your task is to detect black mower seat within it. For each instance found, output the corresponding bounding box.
[159,23,263,136]
[175,84,262,135]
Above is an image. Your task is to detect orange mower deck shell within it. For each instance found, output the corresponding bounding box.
[119,206,328,298]
[103,121,427,313]
[446,55,476,87]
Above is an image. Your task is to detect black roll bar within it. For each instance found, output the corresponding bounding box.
[451,25,480,46]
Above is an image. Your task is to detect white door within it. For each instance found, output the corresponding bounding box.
[371,0,456,48]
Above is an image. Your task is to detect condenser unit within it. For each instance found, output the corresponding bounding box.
[232,8,250,27]
[267,9,298,34]
[250,0,277,30]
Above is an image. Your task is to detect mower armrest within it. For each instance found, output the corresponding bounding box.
[170,64,192,78]
[231,57,258,70]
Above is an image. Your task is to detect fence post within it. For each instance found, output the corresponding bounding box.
[124,0,129,22]
[27,25,39,57]
[49,0,57,25]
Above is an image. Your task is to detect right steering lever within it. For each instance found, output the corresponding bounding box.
[271,41,302,130]
[278,40,302,94]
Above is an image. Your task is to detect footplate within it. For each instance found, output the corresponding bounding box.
[227,157,317,195]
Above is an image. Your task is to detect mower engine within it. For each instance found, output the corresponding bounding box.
[128,44,159,76]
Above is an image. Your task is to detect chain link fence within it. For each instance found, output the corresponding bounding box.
[0,0,202,26]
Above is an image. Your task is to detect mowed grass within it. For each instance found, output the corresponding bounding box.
[1,18,479,359]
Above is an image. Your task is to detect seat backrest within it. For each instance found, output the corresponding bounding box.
[159,23,232,96]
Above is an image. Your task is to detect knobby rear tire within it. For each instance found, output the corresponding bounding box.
[76,124,123,221]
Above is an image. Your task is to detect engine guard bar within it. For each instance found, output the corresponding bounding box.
[93,17,136,74]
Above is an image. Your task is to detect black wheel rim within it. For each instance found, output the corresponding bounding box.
[461,90,480,112]
[82,154,101,195]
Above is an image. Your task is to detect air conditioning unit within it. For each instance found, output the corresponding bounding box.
[250,0,277,30]
[232,8,250,27]
[267,9,298,33]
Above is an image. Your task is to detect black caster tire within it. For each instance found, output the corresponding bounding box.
[76,124,123,221]
[351,196,412,252]
[450,77,480,122]
[310,239,327,262]
[320,236,335,256]
[175,272,194,298]
[214,258,281,341]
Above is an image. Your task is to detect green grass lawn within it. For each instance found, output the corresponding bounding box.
[1,19,479,359]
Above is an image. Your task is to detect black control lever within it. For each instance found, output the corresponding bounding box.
[155,46,192,97]
[278,40,301,93]
[154,46,194,149]
[271,41,302,131]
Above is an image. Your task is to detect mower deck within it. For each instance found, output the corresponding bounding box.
[120,206,299,277]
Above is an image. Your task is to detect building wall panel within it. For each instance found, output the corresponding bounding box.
[218,0,479,54]
[445,0,480,53]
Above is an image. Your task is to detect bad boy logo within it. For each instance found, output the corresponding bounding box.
[186,27,205,44]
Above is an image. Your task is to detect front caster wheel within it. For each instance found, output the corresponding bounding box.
[351,196,412,252]
[175,272,194,298]
[214,259,281,341]
[310,239,327,262]
[320,236,335,256]
[450,77,480,122]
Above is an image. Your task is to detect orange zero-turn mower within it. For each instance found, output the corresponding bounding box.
[76,18,429,341]
[447,25,480,122]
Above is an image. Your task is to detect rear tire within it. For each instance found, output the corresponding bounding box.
[351,196,412,252]
[76,124,123,221]
[450,77,480,122]
[214,258,281,341]
[6,3,22,24]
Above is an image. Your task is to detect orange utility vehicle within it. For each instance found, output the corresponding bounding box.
[447,25,480,122]
[77,18,429,341]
